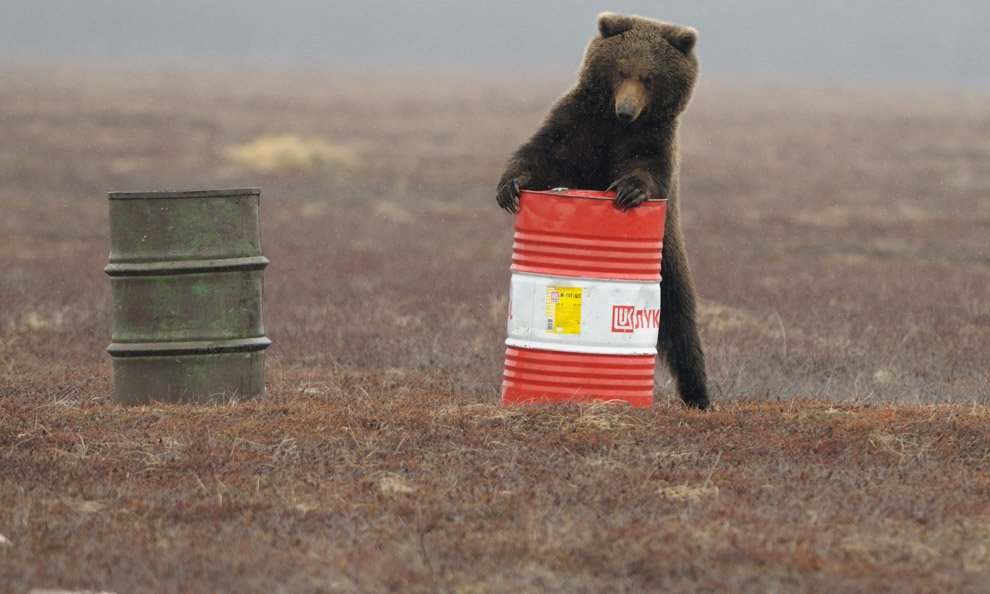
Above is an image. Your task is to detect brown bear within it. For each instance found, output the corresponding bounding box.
[497,12,710,409]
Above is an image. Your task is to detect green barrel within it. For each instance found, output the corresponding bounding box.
[105,188,271,405]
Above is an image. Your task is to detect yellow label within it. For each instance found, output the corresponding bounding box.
[545,286,582,334]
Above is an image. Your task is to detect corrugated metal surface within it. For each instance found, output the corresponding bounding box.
[502,347,656,408]
[510,189,666,281]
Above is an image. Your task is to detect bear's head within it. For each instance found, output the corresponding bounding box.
[580,12,699,123]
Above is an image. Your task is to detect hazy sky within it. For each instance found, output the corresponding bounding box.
[3,0,989,87]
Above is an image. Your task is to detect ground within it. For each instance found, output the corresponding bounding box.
[0,62,988,593]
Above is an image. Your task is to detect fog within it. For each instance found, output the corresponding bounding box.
[2,0,989,86]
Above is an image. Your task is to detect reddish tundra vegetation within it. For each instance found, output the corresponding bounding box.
[1,63,988,592]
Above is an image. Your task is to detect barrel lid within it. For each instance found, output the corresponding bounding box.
[526,188,667,202]
[108,188,261,200]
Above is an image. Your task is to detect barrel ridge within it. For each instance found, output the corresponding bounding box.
[105,256,270,277]
[502,347,656,408]
[107,336,271,357]
[108,188,261,200]
[511,233,663,277]
[512,191,665,281]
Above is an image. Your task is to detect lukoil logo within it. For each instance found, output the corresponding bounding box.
[611,305,661,333]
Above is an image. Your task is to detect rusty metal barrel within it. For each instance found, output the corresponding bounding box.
[105,188,270,405]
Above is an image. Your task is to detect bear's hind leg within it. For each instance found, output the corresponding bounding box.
[657,226,710,409]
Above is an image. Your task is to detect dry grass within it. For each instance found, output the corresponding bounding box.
[1,60,989,592]
[3,381,990,593]
[225,135,364,174]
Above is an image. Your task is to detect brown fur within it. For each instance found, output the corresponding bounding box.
[497,13,710,409]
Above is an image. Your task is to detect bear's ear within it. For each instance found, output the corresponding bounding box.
[597,12,634,38]
[668,26,698,54]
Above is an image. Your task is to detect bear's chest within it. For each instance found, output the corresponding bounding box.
[548,125,618,189]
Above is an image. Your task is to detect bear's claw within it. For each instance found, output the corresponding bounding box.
[609,177,648,210]
[497,178,521,214]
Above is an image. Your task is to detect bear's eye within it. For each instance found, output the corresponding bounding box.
[640,75,654,84]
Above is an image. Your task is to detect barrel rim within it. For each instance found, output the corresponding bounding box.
[509,270,660,287]
[521,188,668,203]
[108,188,262,200]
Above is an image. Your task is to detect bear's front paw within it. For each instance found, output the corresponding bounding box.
[497,177,523,214]
[608,176,650,210]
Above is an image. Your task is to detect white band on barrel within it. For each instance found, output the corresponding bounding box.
[506,271,661,356]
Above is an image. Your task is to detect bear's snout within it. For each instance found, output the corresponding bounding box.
[616,102,638,122]
[614,80,646,122]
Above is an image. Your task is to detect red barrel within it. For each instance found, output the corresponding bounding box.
[501,189,667,407]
